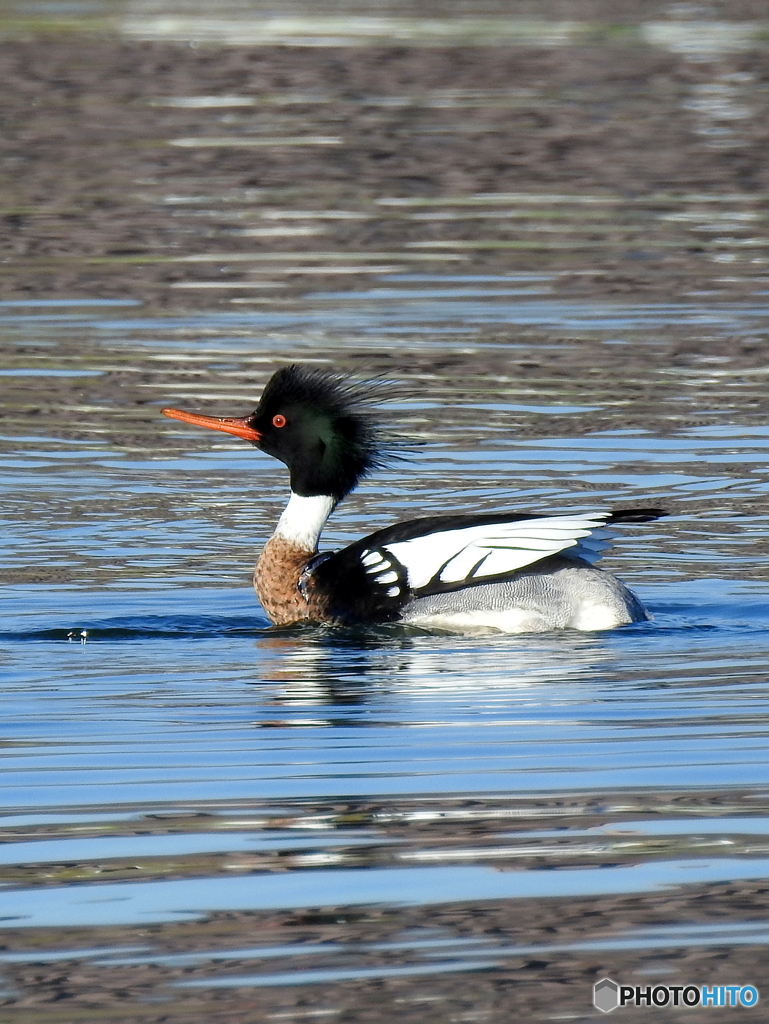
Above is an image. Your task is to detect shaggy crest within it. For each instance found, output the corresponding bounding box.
[252,364,408,499]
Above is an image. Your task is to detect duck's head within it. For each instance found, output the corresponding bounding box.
[162,364,395,501]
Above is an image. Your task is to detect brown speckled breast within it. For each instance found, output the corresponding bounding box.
[254,535,334,625]
[253,535,313,625]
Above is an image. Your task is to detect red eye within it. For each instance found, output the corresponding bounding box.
[272,414,286,428]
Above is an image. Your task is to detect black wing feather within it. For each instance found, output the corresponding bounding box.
[606,508,667,524]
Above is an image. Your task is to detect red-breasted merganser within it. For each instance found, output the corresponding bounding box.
[162,365,664,633]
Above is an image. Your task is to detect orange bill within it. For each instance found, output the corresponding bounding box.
[162,407,262,443]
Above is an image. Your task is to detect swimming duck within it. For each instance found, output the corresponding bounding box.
[162,364,663,633]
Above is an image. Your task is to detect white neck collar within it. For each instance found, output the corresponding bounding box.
[273,492,335,551]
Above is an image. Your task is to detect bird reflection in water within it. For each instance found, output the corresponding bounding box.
[251,627,616,709]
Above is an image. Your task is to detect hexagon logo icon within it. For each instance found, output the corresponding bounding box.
[594,978,620,1013]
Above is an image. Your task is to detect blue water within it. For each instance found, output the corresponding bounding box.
[1,1,769,1012]
[3,281,769,977]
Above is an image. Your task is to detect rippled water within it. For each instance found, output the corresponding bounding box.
[3,279,769,1015]
[2,3,769,1020]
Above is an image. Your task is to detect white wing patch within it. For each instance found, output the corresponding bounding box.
[362,551,386,568]
[383,513,613,591]
[359,548,404,597]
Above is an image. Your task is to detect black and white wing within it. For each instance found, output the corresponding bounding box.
[306,541,411,625]
[381,512,613,594]
[310,508,663,622]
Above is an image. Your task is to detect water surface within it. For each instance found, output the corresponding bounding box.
[1,4,769,1020]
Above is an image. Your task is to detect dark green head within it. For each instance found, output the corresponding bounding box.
[163,364,399,500]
